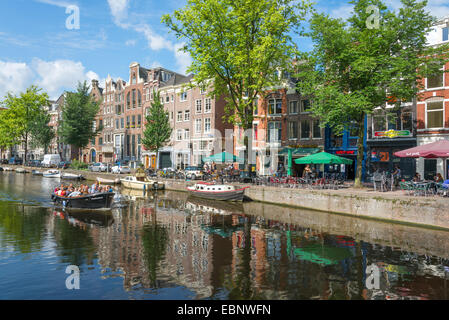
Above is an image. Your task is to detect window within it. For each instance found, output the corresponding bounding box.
[176,129,183,141]
[268,122,281,142]
[204,118,211,133]
[401,112,413,131]
[121,118,124,129]
[443,27,449,42]
[99,137,103,145]
[253,98,258,115]
[289,101,298,114]
[196,100,202,113]
[126,92,130,109]
[116,119,119,129]
[195,119,202,134]
[254,124,258,140]
[301,100,312,113]
[427,66,444,89]
[177,111,183,122]
[312,120,322,138]
[138,134,141,145]
[205,98,211,113]
[146,88,150,101]
[301,120,311,139]
[268,99,282,115]
[427,100,444,128]
[166,95,170,103]
[288,121,298,139]
[184,129,190,140]
[170,112,174,121]
[180,92,188,101]
[126,116,130,128]
[184,110,190,121]
[137,115,141,128]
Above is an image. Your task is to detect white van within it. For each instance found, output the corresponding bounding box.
[42,154,61,168]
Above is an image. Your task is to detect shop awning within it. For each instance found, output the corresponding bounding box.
[203,152,244,163]
[279,148,321,156]
[394,140,449,158]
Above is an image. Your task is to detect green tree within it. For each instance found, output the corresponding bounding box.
[58,81,101,160]
[0,107,21,159]
[1,86,49,163]
[29,109,55,154]
[142,91,172,171]
[162,0,311,170]
[297,0,449,187]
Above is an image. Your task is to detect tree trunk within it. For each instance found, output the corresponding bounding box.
[24,133,28,164]
[354,115,366,188]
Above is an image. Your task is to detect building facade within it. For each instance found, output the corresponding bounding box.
[416,17,449,180]
[234,74,325,177]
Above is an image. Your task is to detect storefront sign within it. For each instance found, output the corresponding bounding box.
[374,130,411,138]
[336,150,355,155]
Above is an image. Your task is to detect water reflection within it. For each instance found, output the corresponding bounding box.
[0,172,448,299]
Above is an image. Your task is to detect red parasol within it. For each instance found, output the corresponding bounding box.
[394,140,449,158]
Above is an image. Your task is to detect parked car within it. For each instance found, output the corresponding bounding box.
[1,159,8,164]
[184,166,204,180]
[111,165,131,174]
[89,162,108,172]
[26,160,41,167]
[9,157,23,165]
[42,154,61,168]
[58,161,71,169]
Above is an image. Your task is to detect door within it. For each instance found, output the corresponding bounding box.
[159,152,172,169]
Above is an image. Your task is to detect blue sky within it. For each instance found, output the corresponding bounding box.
[1,0,449,99]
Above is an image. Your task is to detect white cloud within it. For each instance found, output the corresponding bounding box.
[134,24,172,51]
[32,59,99,99]
[0,61,34,99]
[107,0,130,27]
[173,43,192,74]
[125,39,137,46]
[0,59,101,100]
[35,0,75,8]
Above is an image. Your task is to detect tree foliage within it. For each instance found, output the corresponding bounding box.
[58,81,101,157]
[297,0,449,187]
[142,91,172,164]
[163,0,311,168]
[0,86,49,162]
[29,109,55,154]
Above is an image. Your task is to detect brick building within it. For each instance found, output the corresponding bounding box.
[416,17,449,180]
[234,73,324,177]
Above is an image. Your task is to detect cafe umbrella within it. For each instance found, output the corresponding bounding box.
[202,152,244,163]
[393,140,449,159]
[294,152,354,165]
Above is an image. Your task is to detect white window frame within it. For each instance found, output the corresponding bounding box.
[184,110,190,121]
[176,129,183,141]
[195,119,202,134]
[184,129,190,140]
[205,98,212,113]
[204,118,211,133]
[196,99,202,114]
[177,111,183,122]
[425,99,445,129]
[289,100,298,115]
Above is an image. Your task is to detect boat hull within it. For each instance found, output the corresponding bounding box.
[43,174,61,178]
[187,188,246,201]
[97,177,121,185]
[52,192,115,209]
[61,174,84,180]
[121,180,165,191]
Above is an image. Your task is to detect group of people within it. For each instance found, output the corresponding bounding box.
[54,182,114,198]
[412,172,445,183]
[204,161,217,175]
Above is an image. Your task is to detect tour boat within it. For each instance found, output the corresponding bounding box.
[97,176,121,185]
[43,170,61,178]
[61,173,85,180]
[51,192,115,210]
[187,182,249,201]
[120,176,165,191]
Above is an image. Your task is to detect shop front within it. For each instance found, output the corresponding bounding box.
[279,147,321,177]
[366,138,417,181]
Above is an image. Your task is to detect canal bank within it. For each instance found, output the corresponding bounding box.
[158,179,449,231]
[4,165,449,231]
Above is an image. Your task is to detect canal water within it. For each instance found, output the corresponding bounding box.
[0,171,448,300]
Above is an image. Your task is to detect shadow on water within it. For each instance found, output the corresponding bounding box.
[0,171,448,300]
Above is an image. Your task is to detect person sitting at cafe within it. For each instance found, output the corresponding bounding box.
[412,173,421,182]
[434,173,444,183]
[303,165,312,179]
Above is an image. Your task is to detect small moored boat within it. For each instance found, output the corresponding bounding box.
[51,192,115,210]
[120,176,165,191]
[187,183,249,201]
[3,167,13,171]
[97,177,121,185]
[32,170,43,176]
[43,170,61,178]
[61,173,84,180]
